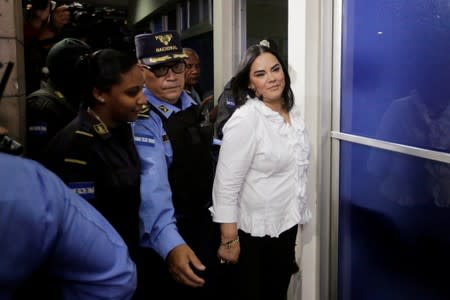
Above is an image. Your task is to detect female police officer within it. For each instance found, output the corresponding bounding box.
[42,49,153,299]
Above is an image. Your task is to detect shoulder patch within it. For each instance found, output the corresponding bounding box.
[225,95,236,108]
[68,181,95,200]
[28,122,48,135]
[134,134,155,146]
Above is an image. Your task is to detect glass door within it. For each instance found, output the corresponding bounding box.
[333,0,450,299]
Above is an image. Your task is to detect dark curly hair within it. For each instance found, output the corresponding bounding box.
[231,44,294,112]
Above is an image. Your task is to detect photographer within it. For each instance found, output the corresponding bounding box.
[23,0,70,45]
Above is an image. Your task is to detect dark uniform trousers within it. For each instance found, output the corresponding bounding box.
[150,103,226,300]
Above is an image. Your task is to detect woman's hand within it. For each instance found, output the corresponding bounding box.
[217,238,240,264]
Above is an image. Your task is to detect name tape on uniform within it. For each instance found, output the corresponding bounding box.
[134,135,156,146]
[68,181,95,200]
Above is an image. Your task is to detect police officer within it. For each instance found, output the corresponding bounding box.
[0,152,136,299]
[133,31,219,299]
[214,78,236,140]
[42,49,153,299]
[183,47,202,104]
[26,37,92,161]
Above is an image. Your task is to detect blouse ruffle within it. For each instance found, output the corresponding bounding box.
[237,99,312,237]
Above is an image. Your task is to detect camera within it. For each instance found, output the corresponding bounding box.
[57,1,132,51]
[0,134,24,156]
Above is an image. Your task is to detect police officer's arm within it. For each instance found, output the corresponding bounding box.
[26,98,52,160]
[132,113,206,287]
[26,96,70,162]
[0,155,136,300]
[50,170,137,299]
[132,114,184,256]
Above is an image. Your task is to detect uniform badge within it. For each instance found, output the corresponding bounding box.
[94,123,109,135]
[155,34,173,46]
[159,105,169,112]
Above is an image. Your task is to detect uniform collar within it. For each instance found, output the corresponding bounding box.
[143,87,197,118]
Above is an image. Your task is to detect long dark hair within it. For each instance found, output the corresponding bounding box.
[76,49,137,108]
[231,44,294,111]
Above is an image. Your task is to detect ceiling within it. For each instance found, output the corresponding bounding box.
[58,0,129,9]
[86,0,129,8]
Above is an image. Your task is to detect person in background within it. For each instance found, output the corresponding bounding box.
[182,47,202,104]
[133,31,219,299]
[213,78,234,140]
[211,43,312,300]
[23,0,70,94]
[26,37,92,161]
[0,152,136,300]
[183,48,216,123]
[42,49,158,299]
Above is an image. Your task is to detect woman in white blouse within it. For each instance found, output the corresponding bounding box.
[211,42,311,300]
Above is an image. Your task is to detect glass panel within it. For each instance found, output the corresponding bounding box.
[338,141,450,300]
[152,16,163,33]
[199,0,211,23]
[167,9,177,31]
[180,2,188,30]
[341,0,450,154]
[246,0,288,63]
[189,0,200,26]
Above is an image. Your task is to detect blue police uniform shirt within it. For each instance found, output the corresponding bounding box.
[133,88,197,259]
[0,153,136,300]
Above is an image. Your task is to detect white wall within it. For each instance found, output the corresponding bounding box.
[288,0,322,299]
[0,0,26,144]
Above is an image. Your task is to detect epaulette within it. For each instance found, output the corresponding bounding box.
[138,105,150,119]
[63,157,88,165]
[62,130,94,166]
[54,90,65,99]
[74,130,94,138]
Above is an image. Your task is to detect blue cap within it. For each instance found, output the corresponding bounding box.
[134,31,188,66]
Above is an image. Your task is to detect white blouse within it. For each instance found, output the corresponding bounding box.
[211,98,312,237]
